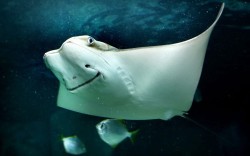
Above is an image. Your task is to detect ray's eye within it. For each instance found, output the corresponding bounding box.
[87,37,95,45]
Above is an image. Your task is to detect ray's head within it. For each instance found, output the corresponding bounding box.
[43,36,129,99]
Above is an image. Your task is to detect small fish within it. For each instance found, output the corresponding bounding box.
[62,135,86,155]
[96,119,139,148]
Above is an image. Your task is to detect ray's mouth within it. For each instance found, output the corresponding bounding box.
[66,72,101,91]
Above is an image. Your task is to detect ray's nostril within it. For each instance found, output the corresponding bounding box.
[85,64,91,68]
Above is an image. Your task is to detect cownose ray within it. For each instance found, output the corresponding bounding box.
[43,3,224,120]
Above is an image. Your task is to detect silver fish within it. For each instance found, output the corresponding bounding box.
[96,119,139,148]
[62,135,86,155]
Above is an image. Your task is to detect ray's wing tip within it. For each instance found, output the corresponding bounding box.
[212,2,225,24]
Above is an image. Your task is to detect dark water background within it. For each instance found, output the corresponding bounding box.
[0,0,249,155]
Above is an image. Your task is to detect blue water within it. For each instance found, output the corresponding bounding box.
[0,0,249,155]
